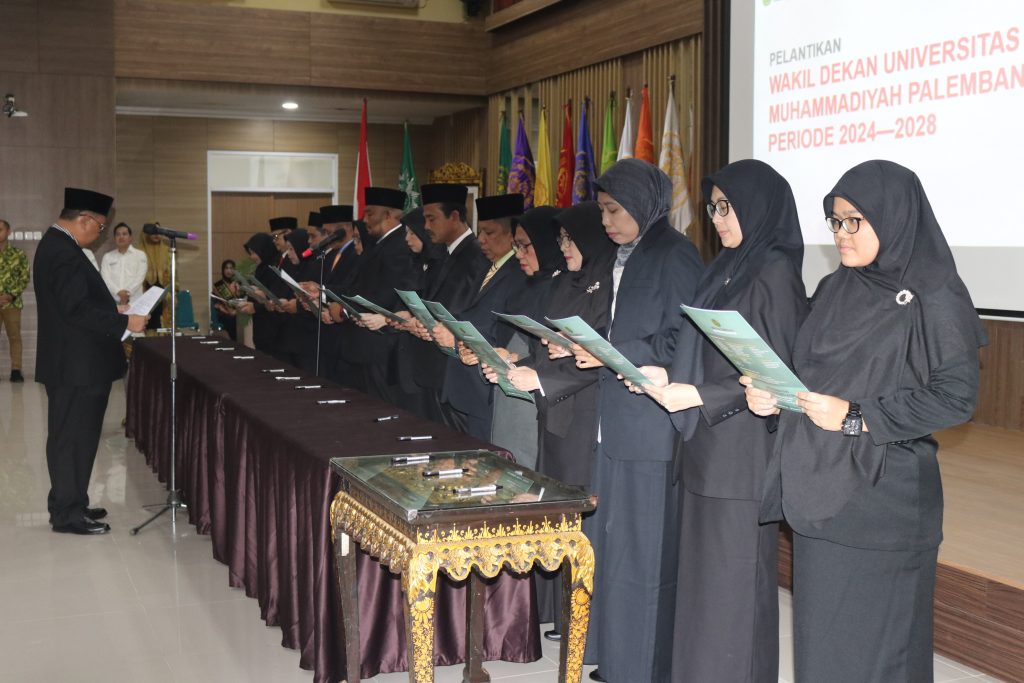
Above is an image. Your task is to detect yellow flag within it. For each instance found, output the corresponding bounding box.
[535,107,553,207]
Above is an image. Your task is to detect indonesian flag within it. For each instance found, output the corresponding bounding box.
[353,98,372,218]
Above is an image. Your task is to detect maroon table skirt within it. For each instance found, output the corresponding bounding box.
[126,337,540,682]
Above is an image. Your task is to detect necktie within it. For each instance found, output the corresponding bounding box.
[479,263,499,291]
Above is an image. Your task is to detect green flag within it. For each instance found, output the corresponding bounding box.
[600,93,618,175]
[399,121,421,212]
[497,111,512,194]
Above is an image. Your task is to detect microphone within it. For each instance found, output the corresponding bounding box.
[143,222,198,241]
[301,229,348,258]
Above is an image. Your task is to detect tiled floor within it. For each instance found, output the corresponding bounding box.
[0,379,1004,682]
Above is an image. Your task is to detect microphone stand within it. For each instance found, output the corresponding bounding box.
[132,234,187,535]
[315,249,328,377]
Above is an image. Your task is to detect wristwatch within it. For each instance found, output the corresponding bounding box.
[842,401,863,437]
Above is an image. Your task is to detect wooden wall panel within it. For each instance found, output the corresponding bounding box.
[115,0,311,86]
[974,320,1024,431]
[0,0,40,74]
[207,119,275,152]
[0,0,116,377]
[310,14,487,96]
[114,0,486,95]
[487,0,703,93]
[274,121,339,155]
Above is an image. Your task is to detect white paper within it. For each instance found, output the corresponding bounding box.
[121,286,165,340]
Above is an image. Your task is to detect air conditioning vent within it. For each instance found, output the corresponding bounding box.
[327,0,420,8]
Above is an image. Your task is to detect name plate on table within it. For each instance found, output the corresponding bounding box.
[330,450,592,522]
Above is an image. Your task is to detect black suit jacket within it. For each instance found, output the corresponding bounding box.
[402,232,490,391]
[339,226,417,365]
[442,255,528,416]
[597,219,704,461]
[34,227,128,386]
[320,242,360,358]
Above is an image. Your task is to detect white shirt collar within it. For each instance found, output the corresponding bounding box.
[51,224,79,247]
[447,228,471,255]
[378,222,403,243]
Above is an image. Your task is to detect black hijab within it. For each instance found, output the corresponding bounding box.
[244,232,289,297]
[546,202,616,330]
[780,160,987,525]
[283,228,310,278]
[355,220,376,251]
[508,206,565,319]
[593,158,673,268]
[404,207,446,267]
[696,159,804,307]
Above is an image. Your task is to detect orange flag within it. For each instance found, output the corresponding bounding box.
[556,101,575,208]
[634,85,655,163]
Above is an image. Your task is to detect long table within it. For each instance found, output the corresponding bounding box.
[126,337,541,682]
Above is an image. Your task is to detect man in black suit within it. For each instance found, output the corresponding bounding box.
[35,188,148,535]
[393,184,489,424]
[438,193,528,440]
[337,188,417,400]
[310,205,360,382]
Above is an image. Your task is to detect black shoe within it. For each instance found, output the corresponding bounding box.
[543,629,561,642]
[85,507,108,520]
[589,670,606,682]
[53,517,111,535]
[10,370,23,382]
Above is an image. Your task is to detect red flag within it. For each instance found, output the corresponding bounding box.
[556,101,575,208]
[634,85,655,163]
[353,98,372,218]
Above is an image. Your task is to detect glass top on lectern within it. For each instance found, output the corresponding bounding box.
[330,450,592,522]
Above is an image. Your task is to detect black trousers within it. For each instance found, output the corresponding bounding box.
[45,382,112,526]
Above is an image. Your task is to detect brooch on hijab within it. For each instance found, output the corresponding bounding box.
[587,281,601,294]
[896,289,915,306]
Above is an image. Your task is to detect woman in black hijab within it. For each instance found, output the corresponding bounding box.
[744,160,986,682]
[277,228,319,371]
[489,206,566,470]
[403,207,448,292]
[487,201,616,637]
[623,160,808,682]
[571,159,704,683]
[243,232,290,361]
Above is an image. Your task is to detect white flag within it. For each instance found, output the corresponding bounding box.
[617,95,634,161]
[658,81,694,233]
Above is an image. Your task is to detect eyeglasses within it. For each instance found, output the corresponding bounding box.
[513,240,533,253]
[81,214,106,232]
[556,233,573,248]
[706,199,731,219]
[825,216,864,234]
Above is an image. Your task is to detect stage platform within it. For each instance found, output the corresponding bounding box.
[778,421,1024,681]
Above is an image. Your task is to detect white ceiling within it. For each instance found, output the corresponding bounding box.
[115,78,484,125]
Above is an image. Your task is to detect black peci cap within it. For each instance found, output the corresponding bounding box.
[269,216,298,232]
[476,193,524,221]
[420,183,468,207]
[319,205,354,224]
[363,187,407,210]
[307,211,323,228]
[64,187,113,215]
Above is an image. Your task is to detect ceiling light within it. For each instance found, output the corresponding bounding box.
[282,101,299,110]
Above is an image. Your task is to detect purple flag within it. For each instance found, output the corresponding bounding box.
[508,114,536,209]
[573,98,596,204]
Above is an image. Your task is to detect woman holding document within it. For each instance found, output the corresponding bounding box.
[743,160,986,682]
[572,159,704,683]
[625,160,807,682]
[243,232,290,361]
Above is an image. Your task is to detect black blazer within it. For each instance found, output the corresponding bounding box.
[402,232,490,391]
[339,226,417,365]
[597,219,704,462]
[442,255,528,416]
[34,227,128,386]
